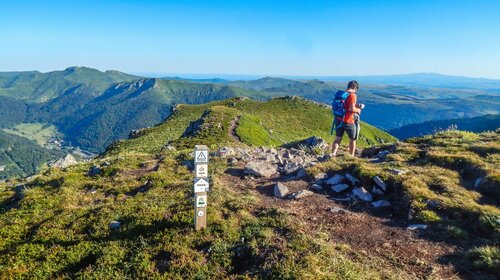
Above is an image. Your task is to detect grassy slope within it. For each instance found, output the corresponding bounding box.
[0,130,64,179]
[0,128,497,278]
[2,123,59,146]
[108,97,397,155]
[0,67,139,102]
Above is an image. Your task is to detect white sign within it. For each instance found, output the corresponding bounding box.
[196,195,207,207]
[195,150,208,164]
[195,163,208,178]
[194,177,209,193]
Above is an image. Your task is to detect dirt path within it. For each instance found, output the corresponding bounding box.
[228,116,241,142]
[221,167,461,279]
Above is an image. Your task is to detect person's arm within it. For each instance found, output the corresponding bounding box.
[348,94,361,113]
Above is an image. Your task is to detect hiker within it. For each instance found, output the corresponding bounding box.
[331,80,364,156]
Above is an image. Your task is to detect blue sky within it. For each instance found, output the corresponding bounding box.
[1,0,499,78]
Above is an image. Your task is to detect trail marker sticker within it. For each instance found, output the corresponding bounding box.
[195,150,208,164]
[194,177,209,193]
[196,195,207,207]
[195,163,208,178]
[197,210,204,217]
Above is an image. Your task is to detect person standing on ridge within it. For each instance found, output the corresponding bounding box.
[331,80,364,156]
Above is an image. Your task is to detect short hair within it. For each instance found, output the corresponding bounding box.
[347,80,359,90]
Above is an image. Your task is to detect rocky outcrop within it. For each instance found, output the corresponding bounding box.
[50,154,78,169]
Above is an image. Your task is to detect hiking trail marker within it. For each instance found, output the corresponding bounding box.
[194,145,209,230]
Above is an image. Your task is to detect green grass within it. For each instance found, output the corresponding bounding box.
[109,97,397,155]
[0,152,397,279]
[2,123,59,146]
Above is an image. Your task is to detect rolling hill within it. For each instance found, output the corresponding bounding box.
[389,114,500,139]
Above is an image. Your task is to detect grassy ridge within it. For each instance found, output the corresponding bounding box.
[108,97,397,155]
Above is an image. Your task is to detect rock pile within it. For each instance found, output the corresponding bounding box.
[310,172,392,207]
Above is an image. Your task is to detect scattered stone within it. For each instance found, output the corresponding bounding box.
[217,147,235,158]
[88,165,102,176]
[244,161,277,178]
[372,186,385,196]
[294,168,307,179]
[228,157,238,165]
[281,163,302,175]
[345,173,360,185]
[50,154,78,168]
[291,189,314,199]
[352,187,373,202]
[109,220,121,229]
[331,184,349,193]
[326,174,345,185]
[407,224,427,230]
[313,172,328,180]
[100,161,111,167]
[474,177,485,189]
[389,168,406,176]
[376,150,390,159]
[373,176,387,192]
[274,183,289,198]
[88,189,98,194]
[329,207,350,214]
[371,200,391,208]
[309,184,323,191]
[426,199,442,208]
[164,145,176,151]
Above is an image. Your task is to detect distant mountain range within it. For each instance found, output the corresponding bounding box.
[389,114,500,139]
[1,66,499,179]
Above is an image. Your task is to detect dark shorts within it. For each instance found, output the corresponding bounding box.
[335,120,357,140]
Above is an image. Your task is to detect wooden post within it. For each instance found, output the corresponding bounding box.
[194,145,209,230]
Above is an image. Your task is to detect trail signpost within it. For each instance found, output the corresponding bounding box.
[194,145,209,230]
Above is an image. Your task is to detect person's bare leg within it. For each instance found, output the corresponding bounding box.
[332,136,342,156]
[349,139,356,156]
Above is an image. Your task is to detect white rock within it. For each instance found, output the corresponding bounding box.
[331,184,349,193]
[314,172,328,180]
[109,220,121,229]
[274,183,289,198]
[345,173,360,184]
[373,176,387,192]
[407,224,427,230]
[50,154,78,168]
[352,187,373,202]
[389,168,406,176]
[244,161,277,178]
[326,174,345,185]
[330,207,350,213]
[371,200,391,208]
[292,190,314,199]
[309,184,323,191]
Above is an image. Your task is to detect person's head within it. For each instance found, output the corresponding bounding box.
[346,80,359,93]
